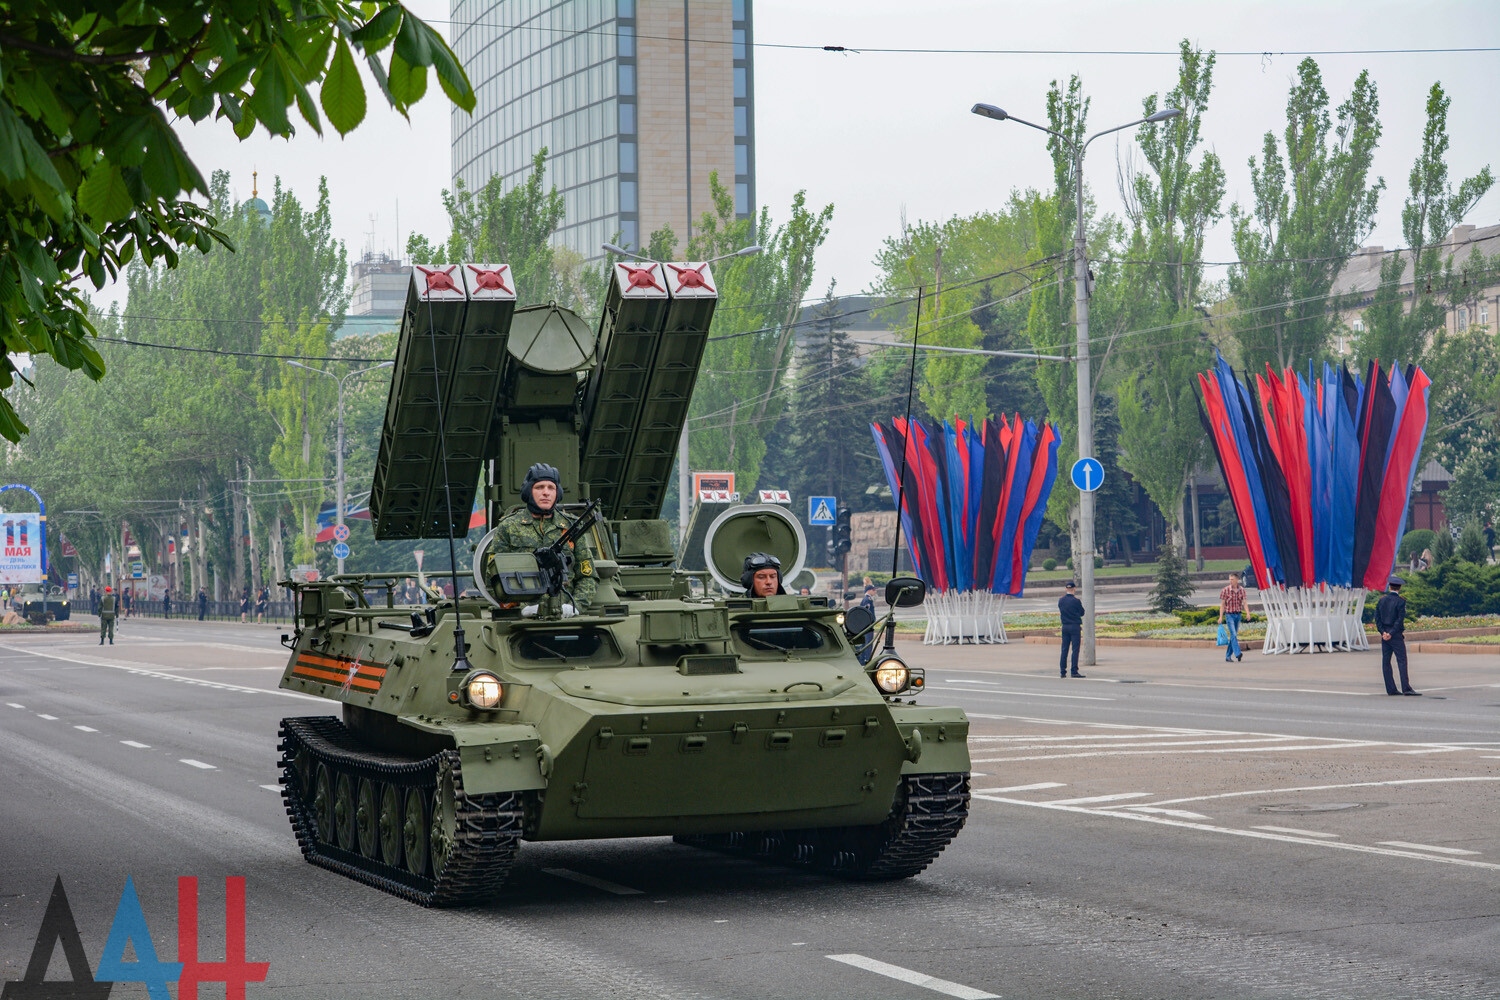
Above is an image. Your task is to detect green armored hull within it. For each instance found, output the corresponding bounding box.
[276,260,971,906]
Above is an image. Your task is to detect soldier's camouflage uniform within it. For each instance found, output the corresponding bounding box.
[488,507,596,607]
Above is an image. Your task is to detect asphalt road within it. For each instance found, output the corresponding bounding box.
[1,617,1495,999]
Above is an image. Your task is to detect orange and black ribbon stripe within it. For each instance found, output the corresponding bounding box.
[290,651,387,693]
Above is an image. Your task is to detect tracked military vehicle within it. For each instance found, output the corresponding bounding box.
[275,260,971,906]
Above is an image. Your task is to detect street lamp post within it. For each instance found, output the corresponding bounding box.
[971,102,1180,666]
[286,360,395,575]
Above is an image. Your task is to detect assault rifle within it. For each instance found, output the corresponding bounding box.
[533,498,602,600]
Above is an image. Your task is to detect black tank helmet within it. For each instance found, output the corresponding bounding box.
[521,463,562,515]
[740,551,785,594]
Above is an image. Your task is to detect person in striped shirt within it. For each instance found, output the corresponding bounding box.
[1218,573,1246,662]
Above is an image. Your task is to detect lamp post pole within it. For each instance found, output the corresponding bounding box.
[971,103,1180,666]
[287,360,394,576]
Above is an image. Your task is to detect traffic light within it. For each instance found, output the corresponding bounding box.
[834,507,852,555]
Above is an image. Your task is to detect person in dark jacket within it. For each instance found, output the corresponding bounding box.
[161,588,172,619]
[1058,581,1085,678]
[196,588,208,620]
[1375,577,1418,696]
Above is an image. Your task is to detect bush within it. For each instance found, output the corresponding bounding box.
[1042,558,1057,571]
[1066,557,1074,569]
[1402,561,1500,617]
[1399,529,1437,564]
[1458,520,1488,564]
[1149,544,1195,613]
[1431,528,1455,564]
[1093,555,1104,569]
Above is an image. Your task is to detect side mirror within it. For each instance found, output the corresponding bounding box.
[885,576,927,608]
[842,605,876,638]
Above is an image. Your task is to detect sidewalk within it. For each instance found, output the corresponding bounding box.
[900,635,1497,694]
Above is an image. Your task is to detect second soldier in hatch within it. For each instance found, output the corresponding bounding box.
[489,463,596,616]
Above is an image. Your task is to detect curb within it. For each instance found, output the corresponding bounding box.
[1020,634,1498,654]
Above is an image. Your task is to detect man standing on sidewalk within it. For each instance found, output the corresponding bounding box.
[1218,572,1246,662]
[1058,581,1085,678]
[1376,577,1419,696]
[98,586,117,645]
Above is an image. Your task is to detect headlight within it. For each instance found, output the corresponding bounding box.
[835,612,846,626]
[872,657,910,694]
[465,672,503,709]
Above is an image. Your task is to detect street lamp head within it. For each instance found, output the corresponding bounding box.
[1146,107,1183,123]
[376,361,394,369]
[285,360,307,370]
[736,245,763,257]
[601,242,654,263]
[971,103,1009,122]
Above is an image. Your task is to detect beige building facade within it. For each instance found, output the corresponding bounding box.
[1331,222,1500,354]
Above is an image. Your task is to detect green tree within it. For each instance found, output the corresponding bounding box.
[759,285,873,527]
[1228,59,1384,370]
[1355,82,1494,365]
[1148,538,1195,613]
[405,150,567,306]
[1425,326,1500,525]
[680,174,833,491]
[263,313,334,563]
[1114,42,1223,558]
[0,1,473,441]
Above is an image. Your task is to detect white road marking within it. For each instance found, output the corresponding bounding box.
[1122,806,1211,820]
[121,740,151,748]
[1252,825,1340,838]
[1140,776,1500,808]
[968,732,1211,742]
[1391,747,1462,755]
[972,781,1066,794]
[976,737,1291,752]
[0,642,320,701]
[1378,841,1480,856]
[942,687,1114,702]
[73,726,98,732]
[1045,792,1152,806]
[827,954,998,1000]
[5,702,23,708]
[36,714,57,720]
[260,784,283,792]
[972,742,1381,764]
[179,759,216,770]
[542,867,643,895]
[971,795,1500,870]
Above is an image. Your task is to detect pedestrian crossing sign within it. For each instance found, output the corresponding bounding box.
[809,496,837,525]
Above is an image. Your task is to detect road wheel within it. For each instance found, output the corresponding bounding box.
[333,772,357,852]
[294,748,316,804]
[403,786,429,877]
[312,764,334,845]
[355,779,380,858]
[429,766,458,878]
[378,783,403,867]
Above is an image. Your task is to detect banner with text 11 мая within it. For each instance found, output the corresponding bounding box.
[0,513,43,584]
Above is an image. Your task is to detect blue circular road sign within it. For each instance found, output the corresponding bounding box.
[333,541,350,560]
[1070,457,1105,493]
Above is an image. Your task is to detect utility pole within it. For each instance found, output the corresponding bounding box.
[1071,147,1098,666]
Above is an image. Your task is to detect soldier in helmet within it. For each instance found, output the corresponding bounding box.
[741,552,785,597]
[490,463,596,616]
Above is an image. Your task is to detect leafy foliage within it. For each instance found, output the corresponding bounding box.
[1457,520,1489,565]
[0,0,472,441]
[1354,83,1493,366]
[404,150,567,306]
[1228,59,1383,369]
[1114,42,1221,556]
[1403,560,1500,617]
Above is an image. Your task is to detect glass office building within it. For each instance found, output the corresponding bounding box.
[450,0,754,259]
